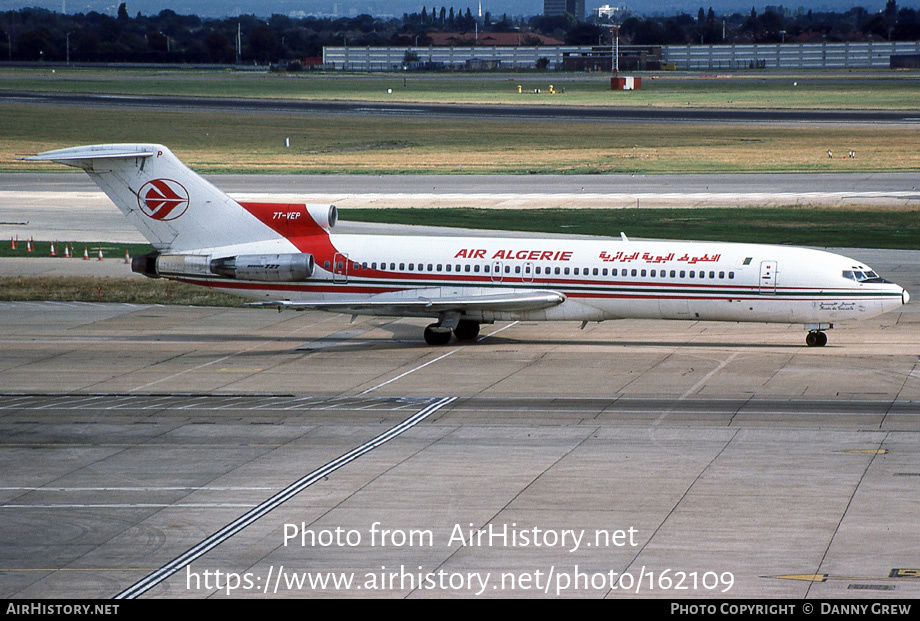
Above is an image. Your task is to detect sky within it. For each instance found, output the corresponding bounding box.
[1,0,917,19]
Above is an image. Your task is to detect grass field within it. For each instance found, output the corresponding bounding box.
[4,101,919,175]
[0,240,153,259]
[2,67,919,110]
[3,68,919,174]
[0,275,241,306]
[340,206,920,249]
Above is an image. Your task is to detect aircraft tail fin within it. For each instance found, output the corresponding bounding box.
[25,144,277,252]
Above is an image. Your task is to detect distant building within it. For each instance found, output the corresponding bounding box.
[544,0,585,21]
[593,4,627,22]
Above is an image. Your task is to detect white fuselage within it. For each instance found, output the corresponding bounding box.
[174,234,908,326]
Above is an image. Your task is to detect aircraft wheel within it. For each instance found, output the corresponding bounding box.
[453,320,480,341]
[424,324,451,345]
[805,331,827,347]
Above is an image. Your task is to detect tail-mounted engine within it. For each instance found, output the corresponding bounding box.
[209,253,315,282]
[132,251,316,282]
[131,251,161,278]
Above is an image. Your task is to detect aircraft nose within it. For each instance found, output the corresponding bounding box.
[904,288,911,305]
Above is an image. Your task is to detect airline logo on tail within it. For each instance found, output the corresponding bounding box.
[138,179,189,221]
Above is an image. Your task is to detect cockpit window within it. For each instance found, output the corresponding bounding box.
[842,270,886,283]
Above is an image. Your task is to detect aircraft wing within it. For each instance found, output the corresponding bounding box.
[247,287,565,315]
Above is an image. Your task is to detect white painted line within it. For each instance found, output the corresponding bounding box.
[113,396,456,599]
[358,322,519,395]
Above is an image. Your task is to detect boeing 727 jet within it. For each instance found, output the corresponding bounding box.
[26,144,909,346]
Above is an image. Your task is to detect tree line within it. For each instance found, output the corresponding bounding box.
[1,2,918,65]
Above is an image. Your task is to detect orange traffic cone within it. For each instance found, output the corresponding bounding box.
[50,242,56,256]
[97,247,104,261]
[26,239,32,252]
[10,236,15,250]
[64,245,70,258]
[124,249,130,264]
[83,247,89,260]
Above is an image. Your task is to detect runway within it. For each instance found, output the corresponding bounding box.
[4,91,920,124]
[1,297,918,598]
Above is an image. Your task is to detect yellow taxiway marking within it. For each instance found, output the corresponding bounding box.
[771,570,920,582]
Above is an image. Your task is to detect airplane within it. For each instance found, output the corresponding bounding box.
[25,143,909,347]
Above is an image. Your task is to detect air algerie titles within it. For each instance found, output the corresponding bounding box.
[455,248,573,261]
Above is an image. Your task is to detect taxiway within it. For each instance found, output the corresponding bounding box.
[0,294,918,598]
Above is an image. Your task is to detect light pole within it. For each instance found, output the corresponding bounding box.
[66,31,72,65]
[610,24,619,76]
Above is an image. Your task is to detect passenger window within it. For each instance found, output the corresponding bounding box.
[631,269,637,277]
[390,263,396,270]
[564,268,570,275]
[670,270,676,278]
[728,272,734,279]
[555,267,561,275]
[689,271,695,278]
[474,265,480,273]
[641,269,646,277]
[602,268,608,276]
[719,271,724,279]
[650,270,656,277]
[465,265,471,272]
[324,261,330,269]
[484,265,490,273]
[574,268,580,275]
[612,269,618,276]
[515,266,521,274]
[709,271,715,279]
[680,271,686,278]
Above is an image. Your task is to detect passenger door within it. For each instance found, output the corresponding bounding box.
[759,261,777,294]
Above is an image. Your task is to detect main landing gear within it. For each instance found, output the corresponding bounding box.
[805,331,828,347]
[423,319,480,345]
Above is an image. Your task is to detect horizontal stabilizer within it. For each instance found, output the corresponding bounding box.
[23,144,156,167]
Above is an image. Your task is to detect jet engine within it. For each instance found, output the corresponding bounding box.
[209,253,315,282]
